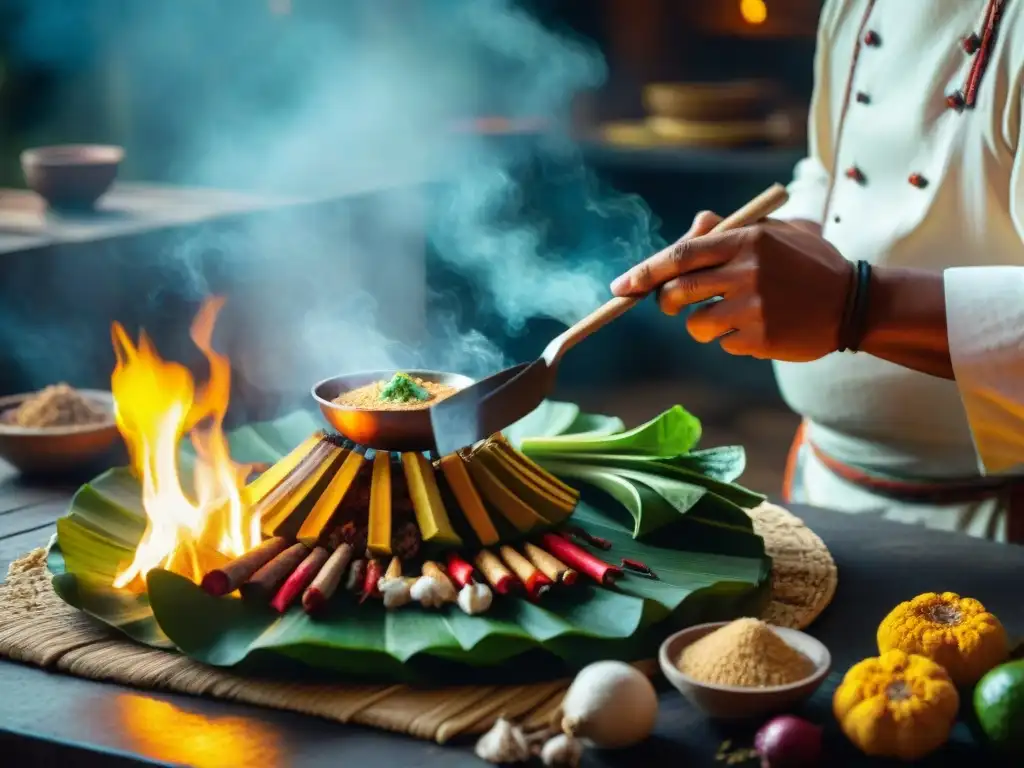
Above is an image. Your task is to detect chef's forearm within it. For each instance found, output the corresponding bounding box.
[859,266,955,380]
[787,219,823,236]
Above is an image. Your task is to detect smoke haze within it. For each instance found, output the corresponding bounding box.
[2,0,664,396]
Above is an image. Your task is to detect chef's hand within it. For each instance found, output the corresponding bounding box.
[609,211,853,362]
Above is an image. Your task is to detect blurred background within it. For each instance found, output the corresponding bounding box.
[0,0,821,493]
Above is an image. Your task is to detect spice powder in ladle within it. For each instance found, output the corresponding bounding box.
[333,373,458,412]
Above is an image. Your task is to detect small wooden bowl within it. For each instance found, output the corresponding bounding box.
[0,390,121,476]
[643,81,780,123]
[20,145,124,210]
[659,621,831,720]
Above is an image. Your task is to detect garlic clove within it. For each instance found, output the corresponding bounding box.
[475,717,531,764]
[379,577,412,609]
[457,582,493,615]
[540,733,583,767]
[410,575,449,608]
[560,660,658,749]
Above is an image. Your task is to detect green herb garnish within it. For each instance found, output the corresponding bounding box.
[379,372,430,403]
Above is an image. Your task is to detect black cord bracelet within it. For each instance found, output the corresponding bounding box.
[837,260,872,353]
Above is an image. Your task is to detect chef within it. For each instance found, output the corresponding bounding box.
[611,0,1024,543]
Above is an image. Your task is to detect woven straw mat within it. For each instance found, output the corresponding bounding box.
[0,502,835,744]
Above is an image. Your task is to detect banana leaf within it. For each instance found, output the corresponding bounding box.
[49,403,772,684]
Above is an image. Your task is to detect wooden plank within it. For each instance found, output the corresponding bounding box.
[0,501,69,540]
[0,462,79,514]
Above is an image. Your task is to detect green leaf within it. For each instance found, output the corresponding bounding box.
[504,401,627,450]
[561,411,627,440]
[48,538,173,649]
[538,460,706,539]
[145,496,767,680]
[520,406,701,457]
[503,401,581,449]
[532,453,765,509]
[49,401,772,683]
[243,411,322,457]
[678,447,747,483]
[551,446,748,483]
[53,570,174,648]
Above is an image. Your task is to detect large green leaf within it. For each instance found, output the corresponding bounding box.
[520,405,701,456]
[49,403,772,683]
[143,500,768,681]
[503,401,623,450]
[532,453,764,509]
[537,446,748,484]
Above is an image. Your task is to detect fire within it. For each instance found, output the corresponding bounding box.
[111,297,258,590]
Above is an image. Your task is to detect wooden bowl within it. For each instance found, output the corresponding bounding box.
[0,390,122,476]
[20,145,124,210]
[659,621,831,720]
[643,81,780,123]
[312,370,475,453]
[644,116,778,147]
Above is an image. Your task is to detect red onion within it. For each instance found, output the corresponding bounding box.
[754,716,823,767]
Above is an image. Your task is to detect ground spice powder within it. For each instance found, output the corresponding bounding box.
[333,378,458,411]
[5,383,108,428]
[677,618,815,687]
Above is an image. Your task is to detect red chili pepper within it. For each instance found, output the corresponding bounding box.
[445,552,477,588]
[620,557,657,580]
[360,558,383,604]
[563,525,612,550]
[539,533,622,586]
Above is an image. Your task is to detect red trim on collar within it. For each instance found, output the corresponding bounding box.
[964,0,1008,109]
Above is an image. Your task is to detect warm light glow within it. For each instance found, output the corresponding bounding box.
[112,695,284,768]
[740,0,768,25]
[111,297,257,590]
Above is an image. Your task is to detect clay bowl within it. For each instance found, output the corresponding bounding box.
[659,621,832,720]
[312,370,474,453]
[642,81,781,123]
[0,390,122,476]
[20,145,124,210]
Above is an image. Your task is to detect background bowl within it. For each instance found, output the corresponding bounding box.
[642,81,781,122]
[312,370,474,452]
[659,621,831,720]
[0,390,122,476]
[20,144,124,210]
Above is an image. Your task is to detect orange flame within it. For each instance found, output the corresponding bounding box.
[111,297,257,590]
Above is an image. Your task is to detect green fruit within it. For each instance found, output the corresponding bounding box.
[974,659,1024,754]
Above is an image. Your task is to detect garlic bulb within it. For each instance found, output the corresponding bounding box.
[378,577,413,609]
[457,582,493,615]
[410,575,450,608]
[561,661,658,749]
[474,717,531,764]
[540,733,583,767]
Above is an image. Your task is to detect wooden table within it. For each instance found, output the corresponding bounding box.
[1,460,1020,767]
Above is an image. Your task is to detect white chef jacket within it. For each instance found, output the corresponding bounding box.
[772,0,1024,489]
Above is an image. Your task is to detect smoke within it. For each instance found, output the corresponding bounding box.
[3,0,663,397]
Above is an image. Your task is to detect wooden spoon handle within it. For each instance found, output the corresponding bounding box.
[543,182,790,364]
